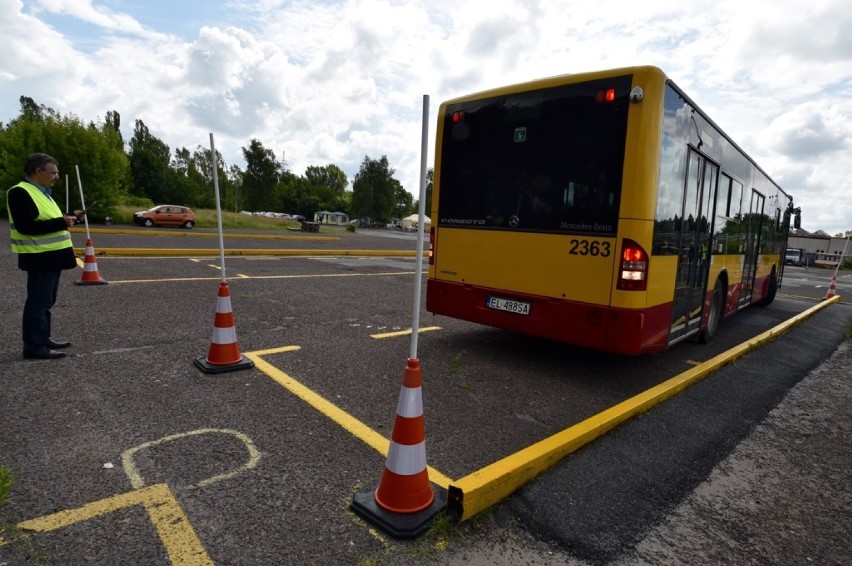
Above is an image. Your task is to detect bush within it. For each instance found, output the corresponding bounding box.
[122,196,154,208]
[345,223,357,233]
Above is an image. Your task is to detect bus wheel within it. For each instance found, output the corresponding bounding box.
[699,279,723,344]
[757,268,778,306]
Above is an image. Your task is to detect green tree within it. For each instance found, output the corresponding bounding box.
[0,97,128,219]
[391,180,413,218]
[103,110,124,151]
[228,164,244,212]
[277,171,317,217]
[351,155,399,222]
[412,168,434,219]
[192,145,232,211]
[241,139,281,212]
[305,164,348,195]
[305,164,349,212]
[128,120,172,202]
[170,147,205,206]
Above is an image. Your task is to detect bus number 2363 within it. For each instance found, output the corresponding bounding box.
[569,239,611,257]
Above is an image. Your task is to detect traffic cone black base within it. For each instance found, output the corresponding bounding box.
[351,481,447,539]
[194,281,254,374]
[193,355,254,374]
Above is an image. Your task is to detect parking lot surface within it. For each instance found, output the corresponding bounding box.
[1,222,850,565]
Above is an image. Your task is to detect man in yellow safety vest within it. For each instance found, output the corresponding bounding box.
[7,153,80,359]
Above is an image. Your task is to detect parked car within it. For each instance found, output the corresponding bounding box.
[133,205,195,229]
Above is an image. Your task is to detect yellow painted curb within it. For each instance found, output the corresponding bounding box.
[71,227,339,241]
[447,295,841,522]
[73,248,421,257]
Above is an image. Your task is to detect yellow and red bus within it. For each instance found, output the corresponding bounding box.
[426,65,799,354]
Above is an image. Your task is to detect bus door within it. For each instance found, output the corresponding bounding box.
[739,190,765,306]
[670,149,718,342]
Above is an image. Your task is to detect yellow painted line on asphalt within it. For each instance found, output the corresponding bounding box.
[73,247,420,257]
[370,326,443,339]
[4,483,212,565]
[71,227,339,241]
[244,345,453,489]
[447,295,842,522]
[108,271,416,285]
[121,428,262,490]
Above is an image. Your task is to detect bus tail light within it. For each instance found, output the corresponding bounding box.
[595,88,616,103]
[429,226,435,265]
[618,239,648,290]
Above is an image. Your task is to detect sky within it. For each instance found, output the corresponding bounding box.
[1,0,850,236]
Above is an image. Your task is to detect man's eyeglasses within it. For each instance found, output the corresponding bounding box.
[41,169,59,176]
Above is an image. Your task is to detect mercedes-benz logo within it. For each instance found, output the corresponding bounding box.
[509,215,519,228]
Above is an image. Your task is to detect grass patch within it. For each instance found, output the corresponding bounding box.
[112,205,309,232]
[0,466,48,564]
[356,512,466,565]
[0,466,12,505]
[109,205,360,234]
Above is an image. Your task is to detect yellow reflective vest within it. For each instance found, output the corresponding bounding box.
[7,181,73,254]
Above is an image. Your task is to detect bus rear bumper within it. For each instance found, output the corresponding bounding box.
[426,279,670,354]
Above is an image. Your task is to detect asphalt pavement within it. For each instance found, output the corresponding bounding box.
[434,300,852,566]
[1,222,849,565]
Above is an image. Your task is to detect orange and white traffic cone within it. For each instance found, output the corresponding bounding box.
[74,238,107,285]
[351,358,446,538]
[824,275,838,300]
[194,281,254,374]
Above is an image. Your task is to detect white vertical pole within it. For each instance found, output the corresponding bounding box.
[74,165,91,240]
[209,133,227,282]
[833,235,850,278]
[65,174,69,213]
[409,94,430,360]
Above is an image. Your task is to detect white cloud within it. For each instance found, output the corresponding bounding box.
[1,0,850,234]
[768,102,849,158]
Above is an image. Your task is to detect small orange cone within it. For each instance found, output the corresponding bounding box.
[351,358,446,538]
[74,238,107,285]
[194,281,254,374]
[824,275,838,300]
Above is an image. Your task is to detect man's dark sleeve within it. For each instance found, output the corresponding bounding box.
[7,187,67,235]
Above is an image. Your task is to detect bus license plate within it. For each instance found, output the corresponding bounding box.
[486,296,530,315]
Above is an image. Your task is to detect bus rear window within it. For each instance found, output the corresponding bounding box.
[437,75,631,235]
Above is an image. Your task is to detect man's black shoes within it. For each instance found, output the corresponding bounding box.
[23,347,66,360]
[47,339,71,349]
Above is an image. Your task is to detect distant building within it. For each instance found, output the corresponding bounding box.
[788,230,851,268]
[314,211,350,225]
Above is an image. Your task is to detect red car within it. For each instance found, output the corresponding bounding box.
[133,205,195,229]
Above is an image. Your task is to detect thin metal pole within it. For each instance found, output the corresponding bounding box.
[410,94,430,360]
[74,165,91,240]
[209,133,227,281]
[833,235,850,278]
